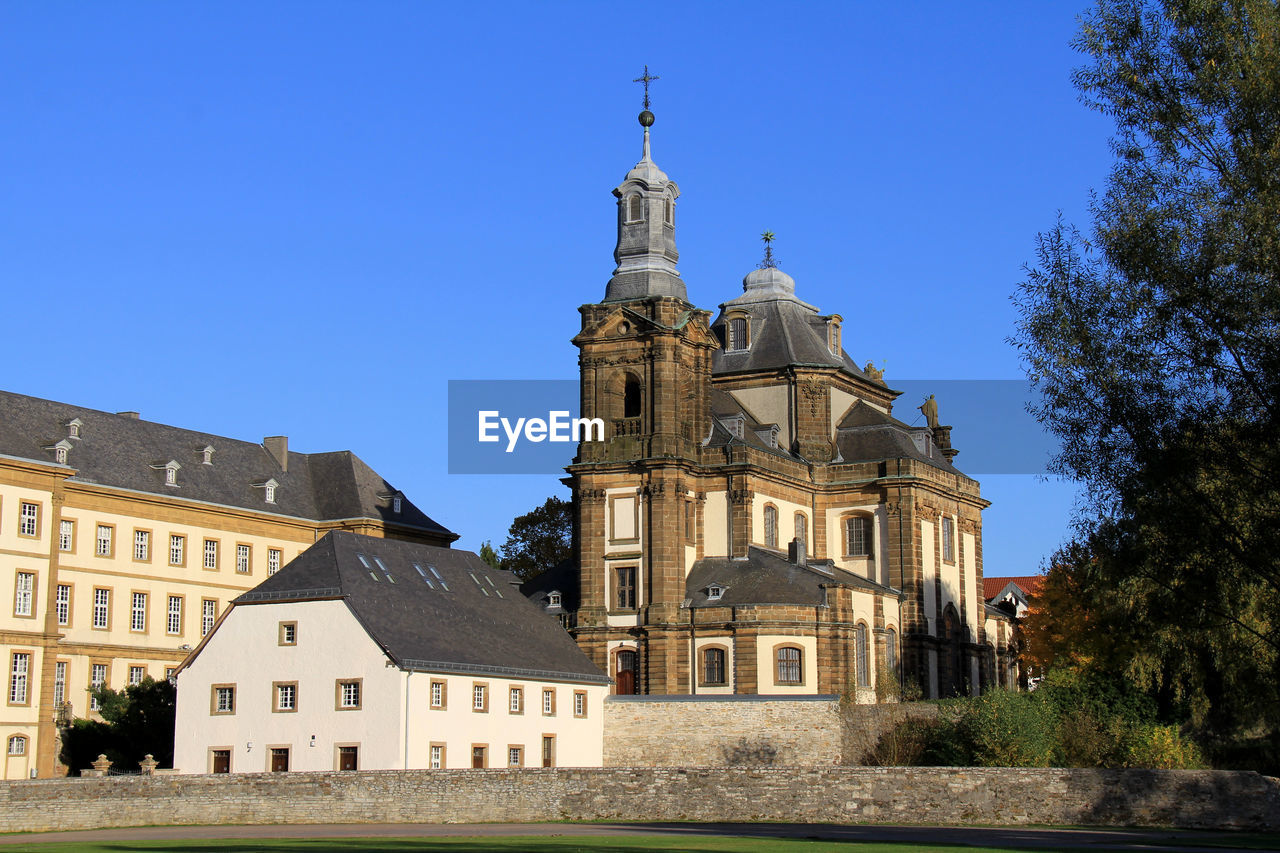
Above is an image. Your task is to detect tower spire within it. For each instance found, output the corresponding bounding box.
[603,67,685,303]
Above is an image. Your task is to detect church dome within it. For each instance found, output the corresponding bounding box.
[742,265,796,298]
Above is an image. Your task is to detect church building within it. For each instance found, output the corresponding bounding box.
[526,98,1018,700]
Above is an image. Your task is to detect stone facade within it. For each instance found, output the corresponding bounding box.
[0,767,1275,833]
[550,109,1017,701]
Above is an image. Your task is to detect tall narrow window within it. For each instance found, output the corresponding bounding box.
[59,520,74,552]
[776,646,802,685]
[169,535,185,566]
[727,317,749,351]
[702,647,726,685]
[623,376,642,419]
[53,661,66,707]
[9,652,29,704]
[942,516,955,562]
[429,744,443,769]
[846,516,870,557]
[96,525,113,557]
[167,596,183,635]
[855,623,870,687]
[664,197,673,225]
[236,544,251,574]
[886,627,898,674]
[89,663,107,710]
[764,504,778,548]
[204,540,219,570]
[92,588,110,629]
[473,683,487,711]
[509,686,523,713]
[13,572,34,617]
[55,584,70,626]
[134,530,150,561]
[794,512,808,553]
[201,599,217,636]
[628,194,643,221]
[615,566,636,610]
[268,548,282,576]
[130,592,147,632]
[19,502,38,536]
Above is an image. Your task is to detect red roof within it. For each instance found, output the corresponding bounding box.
[984,575,1044,601]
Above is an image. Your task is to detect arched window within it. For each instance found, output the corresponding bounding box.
[628,195,643,222]
[664,197,673,225]
[7,735,26,756]
[794,512,807,553]
[701,647,726,685]
[845,515,871,557]
[763,504,778,549]
[776,646,803,685]
[623,375,642,419]
[886,627,898,674]
[727,317,749,351]
[855,623,870,687]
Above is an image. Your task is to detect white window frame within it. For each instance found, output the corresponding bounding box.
[170,534,185,566]
[167,595,182,635]
[53,661,66,706]
[18,502,38,536]
[55,584,70,626]
[59,519,74,552]
[268,548,281,575]
[130,592,147,632]
[92,588,110,629]
[236,544,251,574]
[13,572,34,617]
[134,530,150,561]
[9,653,29,704]
[95,524,113,557]
[201,599,217,637]
[203,539,218,570]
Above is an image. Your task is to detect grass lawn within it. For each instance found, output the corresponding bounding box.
[0,836,1062,853]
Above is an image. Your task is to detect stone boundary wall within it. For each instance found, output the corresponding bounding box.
[603,695,940,766]
[0,768,1276,834]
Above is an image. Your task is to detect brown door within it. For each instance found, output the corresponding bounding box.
[270,748,289,772]
[211,750,230,774]
[471,746,486,769]
[338,746,357,771]
[541,736,554,768]
[615,649,637,695]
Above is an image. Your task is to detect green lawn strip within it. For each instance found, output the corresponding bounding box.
[0,835,1057,853]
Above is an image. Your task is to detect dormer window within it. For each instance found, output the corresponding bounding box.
[548,591,562,608]
[628,195,643,222]
[200,445,214,465]
[828,315,843,355]
[253,478,280,504]
[66,418,83,439]
[754,425,780,449]
[727,316,750,352]
[151,460,181,486]
[707,584,724,601]
[393,496,402,514]
[46,439,72,464]
[719,415,744,439]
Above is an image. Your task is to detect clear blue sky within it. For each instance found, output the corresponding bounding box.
[1,1,1108,576]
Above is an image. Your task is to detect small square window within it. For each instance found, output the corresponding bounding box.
[128,665,145,685]
[337,679,362,710]
[212,685,235,714]
[279,622,297,646]
[508,746,522,767]
[274,682,297,712]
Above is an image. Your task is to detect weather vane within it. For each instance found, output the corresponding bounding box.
[633,65,659,110]
[759,230,777,269]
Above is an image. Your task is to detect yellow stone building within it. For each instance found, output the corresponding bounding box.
[0,389,455,778]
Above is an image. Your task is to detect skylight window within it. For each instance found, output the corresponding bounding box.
[356,554,371,568]
[413,564,436,588]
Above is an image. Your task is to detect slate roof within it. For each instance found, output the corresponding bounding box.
[0,389,454,538]
[520,558,579,614]
[833,400,959,473]
[685,546,899,609]
[235,531,609,684]
[709,290,884,386]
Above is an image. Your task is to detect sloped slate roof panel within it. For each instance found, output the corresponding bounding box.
[685,546,896,608]
[239,531,608,684]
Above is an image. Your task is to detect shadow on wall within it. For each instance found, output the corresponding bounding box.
[1072,769,1280,831]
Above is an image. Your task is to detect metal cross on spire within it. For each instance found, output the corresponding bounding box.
[633,65,660,110]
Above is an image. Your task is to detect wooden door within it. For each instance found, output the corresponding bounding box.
[338,746,357,771]
[270,748,289,772]
[615,649,637,694]
[541,736,554,768]
[211,750,230,774]
[471,746,486,769]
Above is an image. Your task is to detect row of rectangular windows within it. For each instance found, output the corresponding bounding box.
[11,574,219,637]
[9,655,176,710]
[209,736,557,774]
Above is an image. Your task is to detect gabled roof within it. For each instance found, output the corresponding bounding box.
[685,546,899,608]
[0,389,454,538]
[834,400,962,474]
[235,531,608,684]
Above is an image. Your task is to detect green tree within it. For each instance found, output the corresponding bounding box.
[60,676,176,774]
[499,496,573,580]
[1012,0,1280,764]
[478,540,501,570]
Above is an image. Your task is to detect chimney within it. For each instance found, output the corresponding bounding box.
[117,411,141,420]
[264,436,288,472]
[788,539,807,566]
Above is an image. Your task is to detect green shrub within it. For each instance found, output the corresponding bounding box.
[1122,724,1204,769]
[957,689,1060,767]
